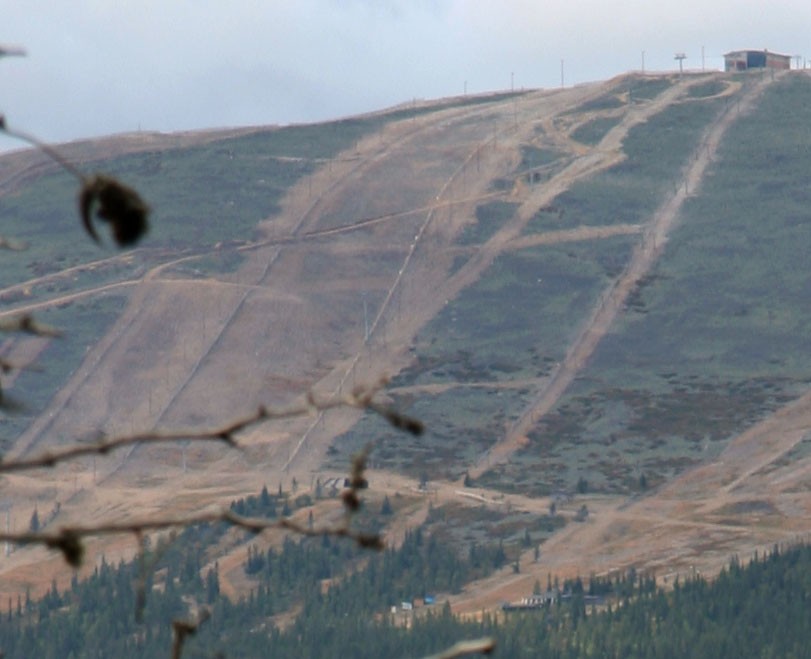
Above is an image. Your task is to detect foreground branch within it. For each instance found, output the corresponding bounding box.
[0,442,382,566]
[0,313,62,337]
[0,117,149,247]
[0,497,382,568]
[0,382,422,474]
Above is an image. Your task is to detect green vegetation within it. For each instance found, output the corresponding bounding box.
[0,481,518,658]
[332,235,634,481]
[331,385,534,480]
[0,294,129,445]
[528,93,729,233]
[412,236,635,387]
[567,92,625,114]
[458,200,518,245]
[0,90,531,448]
[424,502,565,552]
[484,74,811,495]
[569,116,623,146]
[687,78,728,98]
[4,506,811,659]
[628,75,675,101]
[519,144,567,170]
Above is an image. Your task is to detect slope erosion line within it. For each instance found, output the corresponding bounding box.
[470,73,778,479]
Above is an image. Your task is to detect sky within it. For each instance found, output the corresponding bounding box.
[1,1,809,151]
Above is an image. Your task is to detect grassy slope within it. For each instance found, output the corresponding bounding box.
[0,99,507,448]
[332,77,734,485]
[5,74,810,502]
[488,74,811,496]
[7,74,811,630]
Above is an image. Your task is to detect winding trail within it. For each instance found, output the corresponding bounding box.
[1,72,801,615]
[469,74,776,479]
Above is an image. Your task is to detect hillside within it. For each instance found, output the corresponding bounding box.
[1,69,811,619]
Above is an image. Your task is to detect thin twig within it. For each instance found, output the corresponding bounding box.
[0,507,383,567]
[0,383,421,474]
[0,313,62,337]
[0,120,86,182]
[0,437,383,566]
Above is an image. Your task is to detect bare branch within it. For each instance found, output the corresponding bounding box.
[0,357,42,374]
[0,428,237,473]
[0,440,382,566]
[365,398,424,436]
[0,507,384,567]
[0,119,85,181]
[348,381,424,436]
[0,382,422,474]
[0,313,62,337]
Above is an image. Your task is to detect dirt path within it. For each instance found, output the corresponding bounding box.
[0,87,613,597]
[276,79,702,478]
[469,73,777,479]
[434,76,811,617]
[505,223,643,250]
[450,371,811,614]
[277,84,612,474]
[1,73,795,615]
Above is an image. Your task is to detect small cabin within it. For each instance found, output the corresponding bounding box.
[724,49,791,72]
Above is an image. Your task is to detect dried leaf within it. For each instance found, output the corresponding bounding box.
[79,175,150,247]
[47,531,84,568]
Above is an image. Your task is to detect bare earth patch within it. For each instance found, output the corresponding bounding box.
[2,73,810,621]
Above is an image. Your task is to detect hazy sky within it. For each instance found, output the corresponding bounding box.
[1,1,809,151]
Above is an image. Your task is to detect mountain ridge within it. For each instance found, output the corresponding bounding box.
[0,70,809,615]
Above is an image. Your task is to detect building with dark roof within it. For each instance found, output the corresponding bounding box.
[724,50,791,71]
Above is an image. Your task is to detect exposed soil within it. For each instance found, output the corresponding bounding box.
[1,72,809,623]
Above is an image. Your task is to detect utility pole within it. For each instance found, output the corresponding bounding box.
[513,97,518,129]
[701,45,705,71]
[675,52,687,77]
[560,59,565,88]
[511,71,514,92]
